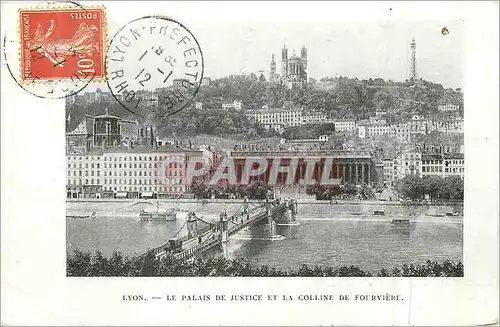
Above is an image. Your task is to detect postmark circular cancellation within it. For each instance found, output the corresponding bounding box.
[3,2,106,98]
[106,16,204,117]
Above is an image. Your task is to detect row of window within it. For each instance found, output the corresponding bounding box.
[68,155,185,162]
[444,160,465,165]
[420,167,464,173]
[68,179,182,186]
[422,160,442,165]
[422,166,443,173]
[67,170,181,177]
[68,162,184,169]
[101,186,184,192]
[445,168,465,173]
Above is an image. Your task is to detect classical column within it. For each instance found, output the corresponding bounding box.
[361,163,365,185]
[355,163,359,185]
[336,163,340,180]
[342,164,346,184]
[367,164,371,186]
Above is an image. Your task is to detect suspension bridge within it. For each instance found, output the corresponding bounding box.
[142,197,298,262]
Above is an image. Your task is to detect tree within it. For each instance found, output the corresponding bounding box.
[395,175,426,200]
[89,250,112,276]
[67,249,91,276]
[359,184,375,200]
[67,250,463,277]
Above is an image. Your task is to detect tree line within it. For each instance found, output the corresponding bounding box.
[395,175,464,201]
[67,249,463,277]
[190,181,273,200]
[306,183,375,200]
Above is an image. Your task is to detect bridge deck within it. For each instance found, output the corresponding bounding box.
[152,199,287,261]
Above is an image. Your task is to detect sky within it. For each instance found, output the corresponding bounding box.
[85,3,464,92]
[192,20,464,88]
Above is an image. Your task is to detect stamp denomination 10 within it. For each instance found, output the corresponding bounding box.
[106,16,204,117]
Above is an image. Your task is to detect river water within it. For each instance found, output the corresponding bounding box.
[66,200,463,273]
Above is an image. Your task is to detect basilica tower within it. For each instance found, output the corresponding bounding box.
[281,45,288,78]
[301,45,308,80]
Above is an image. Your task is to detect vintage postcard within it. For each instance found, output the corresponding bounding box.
[1,1,498,326]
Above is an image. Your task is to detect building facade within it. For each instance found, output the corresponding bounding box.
[421,153,464,179]
[438,104,460,112]
[230,150,376,186]
[443,153,465,178]
[393,151,422,180]
[333,120,356,132]
[66,147,204,199]
[245,108,303,131]
[221,100,243,111]
[382,158,395,187]
[421,153,444,178]
[301,112,328,125]
[201,77,211,86]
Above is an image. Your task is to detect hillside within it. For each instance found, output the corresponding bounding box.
[66,75,463,138]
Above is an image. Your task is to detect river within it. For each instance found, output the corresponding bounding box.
[66,200,463,273]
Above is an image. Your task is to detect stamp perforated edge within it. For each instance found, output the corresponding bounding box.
[16,4,108,85]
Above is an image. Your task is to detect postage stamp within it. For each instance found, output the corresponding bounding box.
[2,3,106,99]
[106,15,204,117]
[19,7,106,81]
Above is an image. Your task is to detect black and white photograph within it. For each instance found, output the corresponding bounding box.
[65,12,465,278]
[1,1,498,326]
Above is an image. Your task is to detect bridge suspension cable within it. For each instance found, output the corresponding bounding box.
[228,204,244,217]
[170,220,187,239]
[193,213,214,226]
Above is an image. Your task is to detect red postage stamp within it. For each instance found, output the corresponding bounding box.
[19,7,106,81]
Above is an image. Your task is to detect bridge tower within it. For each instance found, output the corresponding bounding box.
[220,212,230,258]
[187,212,198,239]
[289,199,298,222]
[265,195,277,238]
[243,196,249,215]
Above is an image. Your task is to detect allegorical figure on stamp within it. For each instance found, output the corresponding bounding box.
[26,19,99,67]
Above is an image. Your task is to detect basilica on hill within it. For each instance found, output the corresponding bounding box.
[269,44,308,89]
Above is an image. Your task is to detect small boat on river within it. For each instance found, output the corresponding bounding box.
[391,218,411,225]
[372,209,385,216]
[67,211,96,219]
[140,201,178,221]
[427,208,445,217]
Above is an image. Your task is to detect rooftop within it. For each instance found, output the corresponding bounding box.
[73,146,204,156]
[422,153,444,160]
[443,153,464,160]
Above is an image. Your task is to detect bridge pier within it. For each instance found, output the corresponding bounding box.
[243,196,249,215]
[220,212,230,258]
[187,212,199,240]
[274,198,299,225]
[289,199,298,222]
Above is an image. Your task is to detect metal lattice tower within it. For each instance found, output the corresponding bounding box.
[410,38,417,80]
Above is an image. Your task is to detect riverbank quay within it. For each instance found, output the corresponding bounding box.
[67,198,463,206]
